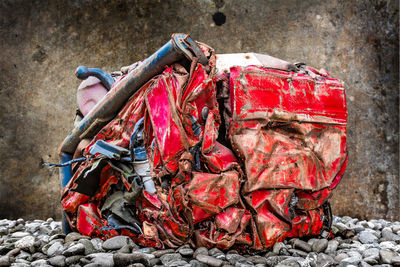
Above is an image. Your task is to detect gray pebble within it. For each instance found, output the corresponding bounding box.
[292,239,312,252]
[193,247,208,258]
[208,248,223,257]
[195,254,223,267]
[48,238,64,246]
[63,243,85,256]
[48,255,66,267]
[179,248,194,257]
[272,242,286,255]
[373,222,383,230]
[32,252,47,260]
[78,238,96,255]
[225,254,245,265]
[102,235,129,250]
[138,247,156,254]
[144,253,155,260]
[276,249,289,257]
[339,256,361,266]
[39,225,52,235]
[234,259,254,267]
[25,222,41,234]
[79,257,91,265]
[316,253,335,266]
[264,255,289,266]
[10,232,30,239]
[379,248,398,264]
[161,253,183,265]
[379,240,397,250]
[65,232,88,244]
[335,252,349,262]
[276,257,301,267]
[288,248,308,258]
[31,259,48,266]
[8,221,17,228]
[0,227,8,236]
[152,249,176,258]
[3,242,14,250]
[15,250,31,261]
[90,238,104,251]
[11,224,24,233]
[358,231,378,244]
[312,239,328,253]
[6,247,21,257]
[362,247,379,259]
[113,252,150,267]
[150,258,161,266]
[347,250,362,260]
[325,239,339,254]
[307,238,319,246]
[363,256,379,265]
[334,222,349,232]
[65,255,83,265]
[117,244,133,253]
[87,253,114,267]
[41,243,51,255]
[305,252,318,264]
[83,263,104,267]
[50,221,62,231]
[0,256,10,267]
[359,261,372,267]
[382,228,400,242]
[46,241,64,257]
[39,235,50,244]
[245,256,267,265]
[351,224,365,233]
[391,256,400,265]
[49,234,66,242]
[338,242,356,249]
[168,260,189,267]
[13,259,31,266]
[190,259,208,267]
[392,225,400,233]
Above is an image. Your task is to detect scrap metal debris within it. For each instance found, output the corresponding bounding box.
[56,33,347,252]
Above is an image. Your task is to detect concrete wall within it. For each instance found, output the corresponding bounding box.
[0,0,398,221]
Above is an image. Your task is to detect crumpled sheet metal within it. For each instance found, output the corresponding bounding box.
[61,42,347,252]
[228,65,347,249]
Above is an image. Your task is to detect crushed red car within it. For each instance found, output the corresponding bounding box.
[56,33,347,252]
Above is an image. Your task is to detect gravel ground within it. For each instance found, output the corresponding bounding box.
[0,216,399,267]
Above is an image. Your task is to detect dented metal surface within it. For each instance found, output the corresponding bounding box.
[60,33,208,155]
[59,33,347,252]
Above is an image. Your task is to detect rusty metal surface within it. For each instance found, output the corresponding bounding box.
[60,37,347,251]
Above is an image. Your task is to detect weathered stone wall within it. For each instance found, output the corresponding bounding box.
[0,0,398,220]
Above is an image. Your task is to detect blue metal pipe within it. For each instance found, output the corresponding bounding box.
[59,152,73,234]
[75,66,115,90]
[59,152,73,188]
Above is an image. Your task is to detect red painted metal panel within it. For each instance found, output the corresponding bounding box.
[61,46,347,252]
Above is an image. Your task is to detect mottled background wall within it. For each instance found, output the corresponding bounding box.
[0,0,398,221]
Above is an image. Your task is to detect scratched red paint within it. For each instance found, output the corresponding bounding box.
[61,41,347,251]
